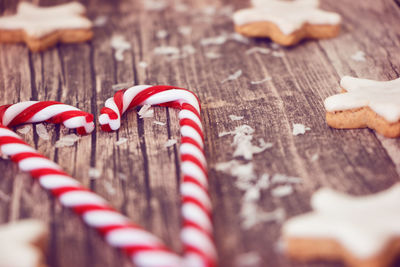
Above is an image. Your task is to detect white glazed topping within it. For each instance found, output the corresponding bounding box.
[324,76,400,122]
[283,184,400,258]
[0,2,92,38]
[233,0,341,35]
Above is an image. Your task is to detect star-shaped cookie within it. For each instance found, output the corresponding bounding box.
[324,76,400,138]
[0,219,48,267]
[0,2,93,52]
[282,184,400,267]
[233,0,341,46]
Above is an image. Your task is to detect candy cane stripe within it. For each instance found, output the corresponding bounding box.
[100,85,216,267]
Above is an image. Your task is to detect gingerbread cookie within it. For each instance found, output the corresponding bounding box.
[324,76,400,138]
[233,0,341,46]
[0,219,48,267]
[282,184,400,267]
[0,2,93,52]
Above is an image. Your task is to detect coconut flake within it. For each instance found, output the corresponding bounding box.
[16,126,30,135]
[271,185,293,197]
[104,181,116,195]
[241,204,285,229]
[230,33,250,44]
[118,172,128,181]
[138,104,154,119]
[221,70,242,84]
[144,0,167,11]
[164,139,177,148]
[111,35,131,61]
[250,77,272,85]
[153,121,166,126]
[272,51,285,57]
[153,46,180,56]
[311,153,319,162]
[270,173,302,184]
[36,124,49,140]
[292,123,311,136]
[216,160,256,181]
[205,51,222,59]
[115,138,128,146]
[112,81,133,91]
[89,168,101,179]
[55,134,79,148]
[93,15,108,27]
[229,115,244,121]
[138,61,148,68]
[201,6,217,16]
[200,35,227,46]
[271,43,281,49]
[351,50,366,62]
[178,26,192,36]
[246,47,270,55]
[156,29,168,39]
[234,252,262,267]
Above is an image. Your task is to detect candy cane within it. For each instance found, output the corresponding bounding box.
[99,85,217,267]
[0,101,182,267]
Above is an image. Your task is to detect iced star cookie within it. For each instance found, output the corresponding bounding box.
[0,2,93,52]
[282,184,400,267]
[0,220,48,267]
[324,76,400,138]
[233,0,341,46]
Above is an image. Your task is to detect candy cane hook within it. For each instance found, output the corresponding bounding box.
[0,100,182,267]
[100,85,217,267]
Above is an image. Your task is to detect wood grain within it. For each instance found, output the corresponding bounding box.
[0,0,399,266]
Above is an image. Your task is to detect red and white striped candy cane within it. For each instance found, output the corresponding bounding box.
[0,101,182,267]
[99,85,217,267]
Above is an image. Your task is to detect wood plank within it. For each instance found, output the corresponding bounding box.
[0,0,399,266]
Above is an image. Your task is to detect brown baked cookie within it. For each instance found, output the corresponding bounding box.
[324,76,400,138]
[0,2,93,52]
[0,219,48,267]
[282,184,400,267]
[232,0,341,46]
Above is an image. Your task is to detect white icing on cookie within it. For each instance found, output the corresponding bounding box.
[324,76,400,123]
[283,184,400,259]
[233,0,341,35]
[0,2,92,38]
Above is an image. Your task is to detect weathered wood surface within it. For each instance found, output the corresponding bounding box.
[0,0,400,266]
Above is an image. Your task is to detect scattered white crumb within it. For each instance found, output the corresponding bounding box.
[311,153,319,162]
[112,81,133,91]
[36,124,49,140]
[246,47,270,55]
[271,185,293,197]
[156,29,168,39]
[55,134,79,148]
[16,126,30,135]
[138,104,154,119]
[174,3,188,12]
[351,50,366,62]
[234,251,262,267]
[215,161,256,181]
[292,123,311,136]
[89,168,101,179]
[242,204,285,229]
[200,35,227,46]
[221,70,242,84]
[272,51,285,57]
[182,44,196,55]
[178,26,192,36]
[153,120,166,126]
[143,0,167,11]
[115,138,128,146]
[111,35,131,61]
[201,6,216,16]
[205,51,222,59]
[229,115,244,121]
[93,15,108,27]
[271,43,281,49]
[250,77,272,85]
[164,139,177,148]
[118,172,128,181]
[138,61,148,68]
[104,181,116,195]
[271,173,302,184]
[230,33,250,44]
[154,45,180,56]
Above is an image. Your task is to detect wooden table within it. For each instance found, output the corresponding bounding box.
[0,0,399,266]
